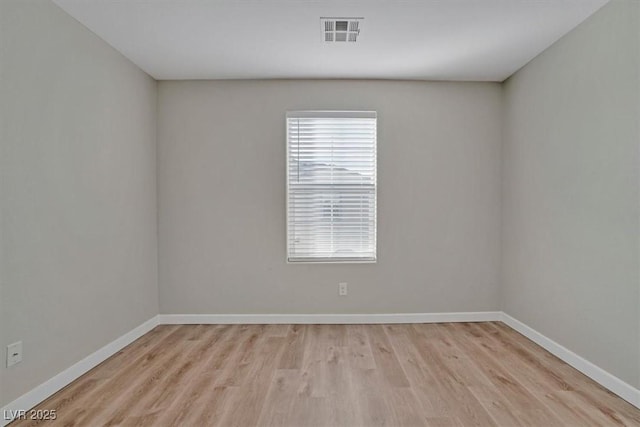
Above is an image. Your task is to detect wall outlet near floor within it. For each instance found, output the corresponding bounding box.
[7,341,23,367]
[338,282,348,296]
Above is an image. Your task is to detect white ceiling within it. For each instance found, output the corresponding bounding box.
[52,0,608,82]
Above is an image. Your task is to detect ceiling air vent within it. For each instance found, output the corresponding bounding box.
[321,17,363,43]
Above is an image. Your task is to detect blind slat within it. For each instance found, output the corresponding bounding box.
[286,113,377,262]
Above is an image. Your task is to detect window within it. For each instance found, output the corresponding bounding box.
[286,111,377,262]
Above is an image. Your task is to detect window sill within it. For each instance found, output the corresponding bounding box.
[287,258,377,264]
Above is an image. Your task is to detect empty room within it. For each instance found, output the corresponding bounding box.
[1,0,639,425]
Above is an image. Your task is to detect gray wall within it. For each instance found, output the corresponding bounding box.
[0,0,159,406]
[502,0,640,387]
[157,80,502,315]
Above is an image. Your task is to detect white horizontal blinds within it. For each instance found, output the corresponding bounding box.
[287,111,377,262]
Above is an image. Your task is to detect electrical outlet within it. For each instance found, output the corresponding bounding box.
[7,341,22,367]
[339,282,348,296]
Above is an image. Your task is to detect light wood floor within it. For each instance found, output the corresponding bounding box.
[12,322,640,426]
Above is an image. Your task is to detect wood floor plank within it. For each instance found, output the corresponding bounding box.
[185,385,234,426]
[324,345,359,427]
[144,325,237,426]
[384,386,431,426]
[345,324,377,370]
[255,369,300,426]
[382,324,454,419]
[89,340,199,425]
[466,385,525,427]
[366,324,410,387]
[277,324,307,369]
[409,324,499,427]
[472,322,574,393]
[437,323,564,427]
[214,324,268,387]
[347,367,394,426]
[425,416,465,427]
[10,322,640,427]
[296,324,329,399]
[430,324,493,388]
[532,390,613,427]
[216,336,287,426]
[264,324,291,337]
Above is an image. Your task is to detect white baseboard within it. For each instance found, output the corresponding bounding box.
[158,311,502,325]
[1,316,159,426]
[4,311,638,425]
[501,312,640,409]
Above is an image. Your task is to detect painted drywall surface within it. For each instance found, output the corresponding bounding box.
[502,0,640,387]
[157,80,502,315]
[0,0,159,406]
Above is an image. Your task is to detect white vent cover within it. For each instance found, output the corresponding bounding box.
[321,17,363,43]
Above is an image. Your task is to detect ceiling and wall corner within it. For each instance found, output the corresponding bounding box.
[51,0,609,82]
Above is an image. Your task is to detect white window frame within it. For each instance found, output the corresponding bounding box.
[286,110,377,264]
